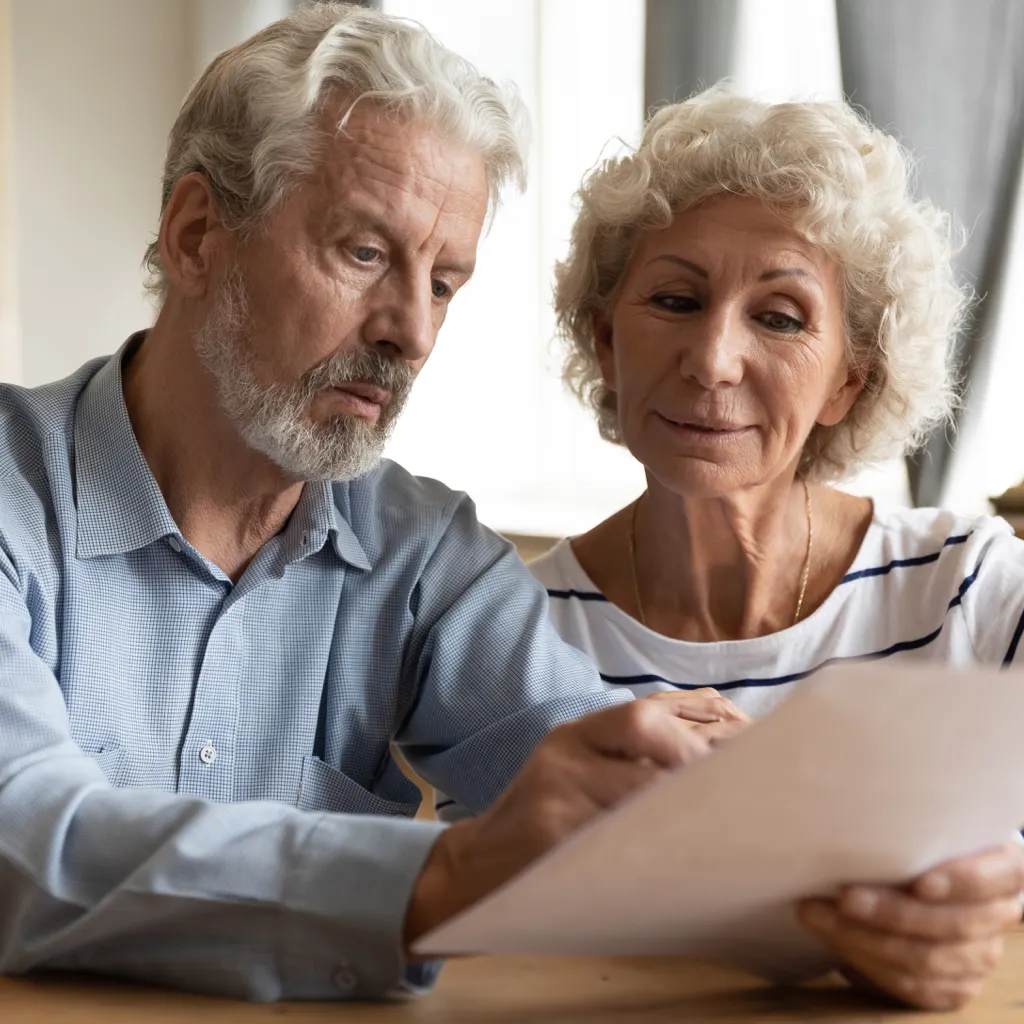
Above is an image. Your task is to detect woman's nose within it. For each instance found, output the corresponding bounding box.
[678,308,745,388]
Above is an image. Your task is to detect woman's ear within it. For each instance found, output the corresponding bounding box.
[593,311,618,391]
[817,362,869,428]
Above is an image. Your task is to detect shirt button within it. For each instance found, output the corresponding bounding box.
[333,961,357,993]
[199,745,217,765]
[168,537,182,553]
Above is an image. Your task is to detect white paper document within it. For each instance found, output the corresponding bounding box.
[416,663,1024,979]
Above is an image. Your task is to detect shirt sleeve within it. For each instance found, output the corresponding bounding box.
[962,527,1024,665]
[0,545,445,1002]
[396,494,630,812]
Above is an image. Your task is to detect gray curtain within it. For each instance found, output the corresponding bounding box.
[836,0,1024,507]
[645,0,739,111]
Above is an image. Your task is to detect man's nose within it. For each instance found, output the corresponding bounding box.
[365,270,435,364]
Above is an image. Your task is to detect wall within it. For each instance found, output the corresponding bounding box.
[10,0,189,386]
[7,0,291,389]
[0,0,17,382]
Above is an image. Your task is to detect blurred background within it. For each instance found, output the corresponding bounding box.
[1,0,1022,539]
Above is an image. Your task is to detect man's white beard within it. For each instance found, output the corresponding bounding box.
[194,267,413,482]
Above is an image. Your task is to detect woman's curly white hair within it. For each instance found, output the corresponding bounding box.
[554,86,969,482]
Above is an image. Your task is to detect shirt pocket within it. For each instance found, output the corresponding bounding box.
[81,742,126,786]
[295,755,420,818]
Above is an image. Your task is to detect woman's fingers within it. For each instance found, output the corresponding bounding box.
[694,717,751,746]
[644,688,751,724]
[911,843,1024,904]
[835,884,1023,940]
[799,899,1003,1011]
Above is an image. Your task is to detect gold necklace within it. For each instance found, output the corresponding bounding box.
[628,479,814,630]
[793,477,813,624]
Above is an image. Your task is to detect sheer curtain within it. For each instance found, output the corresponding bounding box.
[836,0,1024,511]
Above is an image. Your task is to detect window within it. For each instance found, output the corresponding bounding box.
[383,0,646,537]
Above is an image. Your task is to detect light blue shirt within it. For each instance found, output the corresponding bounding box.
[0,338,626,1001]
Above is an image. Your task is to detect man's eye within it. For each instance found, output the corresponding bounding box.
[758,311,804,333]
[432,279,452,300]
[353,246,380,263]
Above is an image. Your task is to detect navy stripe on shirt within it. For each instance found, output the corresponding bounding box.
[547,588,609,602]
[838,532,971,585]
[1003,605,1024,665]
[599,558,985,693]
[547,532,974,603]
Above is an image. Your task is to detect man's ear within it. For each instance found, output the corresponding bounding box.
[157,172,229,299]
[817,361,869,428]
[593,310,617,392]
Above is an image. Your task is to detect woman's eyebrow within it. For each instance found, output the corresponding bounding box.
[759,267,824,293]
[646,255,708,277]
[760,267,809,282]
[643,256,824,295]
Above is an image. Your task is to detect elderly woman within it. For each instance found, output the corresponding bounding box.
[532,87,1024,1009]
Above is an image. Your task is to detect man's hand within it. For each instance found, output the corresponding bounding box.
[404,691,749,949]
[799,842,1024,1011]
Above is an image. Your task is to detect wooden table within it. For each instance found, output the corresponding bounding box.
[4,932,1024,1022]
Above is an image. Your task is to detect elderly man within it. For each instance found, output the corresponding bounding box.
[0,3,716,1002]
[0,3,1019,1011]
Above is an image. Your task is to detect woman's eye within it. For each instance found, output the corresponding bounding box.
[353,246,380,264]
[432,279,451,300]
[757,310,804,333]
[650,294,699,313]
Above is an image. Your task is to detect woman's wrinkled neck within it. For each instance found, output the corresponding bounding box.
[635,471,810,641]
[573,469,874,644]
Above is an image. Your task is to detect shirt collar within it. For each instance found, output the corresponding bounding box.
[284,479,372,572]
[75,335,181,559]
[331,506,372,570]
[74,333,373,572]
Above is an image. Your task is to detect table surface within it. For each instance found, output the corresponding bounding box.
[4,931,1024,1023]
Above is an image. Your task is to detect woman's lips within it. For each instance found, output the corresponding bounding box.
[657,412,754,443]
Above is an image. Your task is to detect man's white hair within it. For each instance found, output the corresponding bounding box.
[554,85,970,482]
[144,1,528,302]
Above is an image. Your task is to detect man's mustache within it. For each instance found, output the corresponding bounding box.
[299,350,415,397]
[300,349,415,416]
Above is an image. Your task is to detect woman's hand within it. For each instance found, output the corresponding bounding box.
[644,687,752,747]
[798,842,1024,1011]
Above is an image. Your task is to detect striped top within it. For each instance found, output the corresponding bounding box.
[530,507,1024,718]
